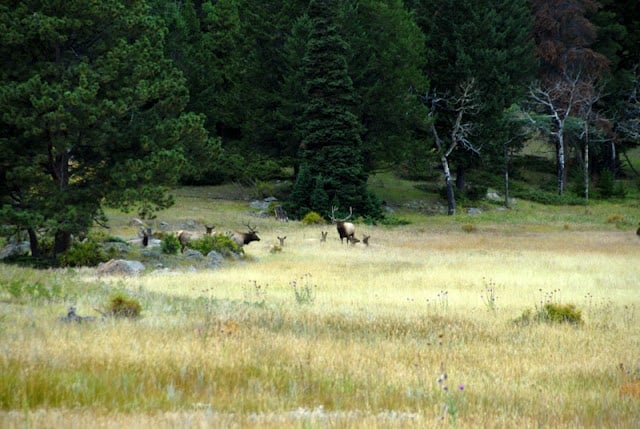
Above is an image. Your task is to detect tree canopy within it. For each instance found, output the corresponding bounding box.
[0,0,216,257]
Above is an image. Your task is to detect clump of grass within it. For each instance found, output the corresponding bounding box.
[619,361,640,398]
[0,278,64,304]
[480,277,497,311]
[104,293,142,319]
[290,273,317,305]
[514,302,583,326]
[243,280,268,306]
[606,214,625,224]
[426,290,449,314]
[462,224,474,233]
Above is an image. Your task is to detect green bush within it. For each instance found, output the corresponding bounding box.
[58,239,112,267]
[514,302,583,326]
[161,234,181,255]
[301,211,326,225]
[189,234,241,256]
[106,293,141,319]
[543,302,583,324]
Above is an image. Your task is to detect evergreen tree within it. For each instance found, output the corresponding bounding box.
[0,0,216,258]
[288,0,380,220]
[407,0,536,208]
[339,0,428,170]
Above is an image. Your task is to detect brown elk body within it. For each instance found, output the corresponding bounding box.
[232,223,261,247]
[178,225,214,253]
[330,206,355,244]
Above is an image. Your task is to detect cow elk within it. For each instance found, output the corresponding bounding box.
[330,206,355,244]
[232,223,261,247]
[178,224,214,253]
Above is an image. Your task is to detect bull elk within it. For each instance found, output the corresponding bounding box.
[231,223,261,247]
[330,206,355,244]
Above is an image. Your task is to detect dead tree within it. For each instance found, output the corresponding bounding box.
[529,73,582,196]
[426,79,480,215]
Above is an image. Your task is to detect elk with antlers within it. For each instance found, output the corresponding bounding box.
[231,223,261,247]
[330,206,355,244]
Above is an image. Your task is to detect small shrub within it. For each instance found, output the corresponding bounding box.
[58,239,111,267]
[301,211,326,225]
[514,302,583,326]
[106,293,141,319]
[161,234,181,255]
[544,302,583,324]
[462,224,474,233]
[190,234,241,256]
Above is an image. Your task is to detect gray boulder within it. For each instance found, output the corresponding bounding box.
[96,259,145,276]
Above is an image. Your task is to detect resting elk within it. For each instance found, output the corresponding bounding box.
[330,206,355,244]
[231,223,261,247]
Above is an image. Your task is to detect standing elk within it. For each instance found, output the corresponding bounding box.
[231,223,261,247]
[330,206,355,244]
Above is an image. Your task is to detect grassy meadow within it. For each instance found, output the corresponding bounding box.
[1,180,640,428]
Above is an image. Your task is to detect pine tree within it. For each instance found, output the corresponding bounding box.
[0,0,215,258]
[287,0,380,220]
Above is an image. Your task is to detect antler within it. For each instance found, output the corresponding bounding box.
[330,206,352,222]
[244,222,258,233]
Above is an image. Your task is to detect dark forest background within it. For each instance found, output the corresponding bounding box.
[1,0,639,257]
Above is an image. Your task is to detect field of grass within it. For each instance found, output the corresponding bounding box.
[1,182,639,428]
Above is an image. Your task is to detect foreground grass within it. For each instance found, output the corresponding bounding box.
[1,193,639,428]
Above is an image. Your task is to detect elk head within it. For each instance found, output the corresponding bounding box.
[362,235,370,246]
[232,223,261,247]
[320,231,328,242]
[330,206,355,244]
[277,236,287,246]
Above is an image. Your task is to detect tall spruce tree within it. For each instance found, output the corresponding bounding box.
[287,0,380,220]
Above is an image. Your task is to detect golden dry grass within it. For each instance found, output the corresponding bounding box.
[1,198,639,428]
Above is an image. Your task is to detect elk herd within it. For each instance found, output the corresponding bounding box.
[135,206,371,255]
